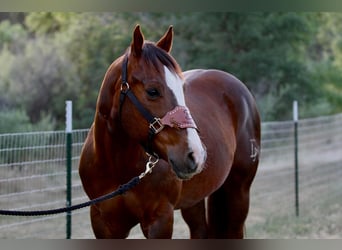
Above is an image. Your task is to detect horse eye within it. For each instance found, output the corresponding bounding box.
[146,88,160,99]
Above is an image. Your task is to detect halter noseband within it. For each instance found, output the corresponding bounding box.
[119,55,198,156]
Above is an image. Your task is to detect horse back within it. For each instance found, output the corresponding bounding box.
[184,69,260,150]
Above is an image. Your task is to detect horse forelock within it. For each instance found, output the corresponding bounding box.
[141,42,181,76]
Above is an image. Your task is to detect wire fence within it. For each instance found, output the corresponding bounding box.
[0,113,341,238]
[247,113,342,238]
[0,129,90,238]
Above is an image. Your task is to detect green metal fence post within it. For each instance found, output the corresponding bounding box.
[65,100,72,238]
[293,100,299,217]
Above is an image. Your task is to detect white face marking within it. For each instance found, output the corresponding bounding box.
[164,66,206,171]
[163,66,186,106]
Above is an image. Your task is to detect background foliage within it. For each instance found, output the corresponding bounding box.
[0,12,341,131]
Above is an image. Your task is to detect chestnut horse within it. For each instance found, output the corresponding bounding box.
[79,25,260,238]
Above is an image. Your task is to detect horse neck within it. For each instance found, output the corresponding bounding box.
[93,112,146,181]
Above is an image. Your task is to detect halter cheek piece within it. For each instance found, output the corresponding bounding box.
[119,55,198,157]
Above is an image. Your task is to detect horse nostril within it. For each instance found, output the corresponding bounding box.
[187,151,194,162]
[187,151,197,171]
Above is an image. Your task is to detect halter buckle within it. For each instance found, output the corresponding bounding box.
[149,118,164,134]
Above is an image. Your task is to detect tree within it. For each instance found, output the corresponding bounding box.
[0,35,79,128]
[25,12,76,35]
[307,13,342,114]
[1,12,341,131]
[164,13,323,120]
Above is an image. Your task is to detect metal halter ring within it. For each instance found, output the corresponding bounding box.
[120,82,130,92]
[147,153,159,165]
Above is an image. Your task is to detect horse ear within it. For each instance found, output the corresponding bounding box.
[131,24,144,57]
[156,25,173,53]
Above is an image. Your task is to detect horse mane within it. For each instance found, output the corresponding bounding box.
[140,42,182,75]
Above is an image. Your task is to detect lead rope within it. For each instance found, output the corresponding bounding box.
[0,156,159,216]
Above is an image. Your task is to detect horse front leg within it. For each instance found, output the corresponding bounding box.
[207,162,257,238]
[181,200,208,238]
[140,202,174,238]
[90,204,138,239]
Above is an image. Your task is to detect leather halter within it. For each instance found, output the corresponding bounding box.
[119,55,198,156]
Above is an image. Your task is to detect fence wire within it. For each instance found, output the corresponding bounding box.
[0,129,90,238]
[247,113,342,238]
[0,114,341,238]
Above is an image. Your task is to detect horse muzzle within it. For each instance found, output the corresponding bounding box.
[159,106,206,180]
[167,141,207,180]
[169,154,198,180]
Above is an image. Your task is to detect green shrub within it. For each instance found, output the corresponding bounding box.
[0,108,55,133]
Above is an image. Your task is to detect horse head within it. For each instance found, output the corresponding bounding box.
[98,25,206,180]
